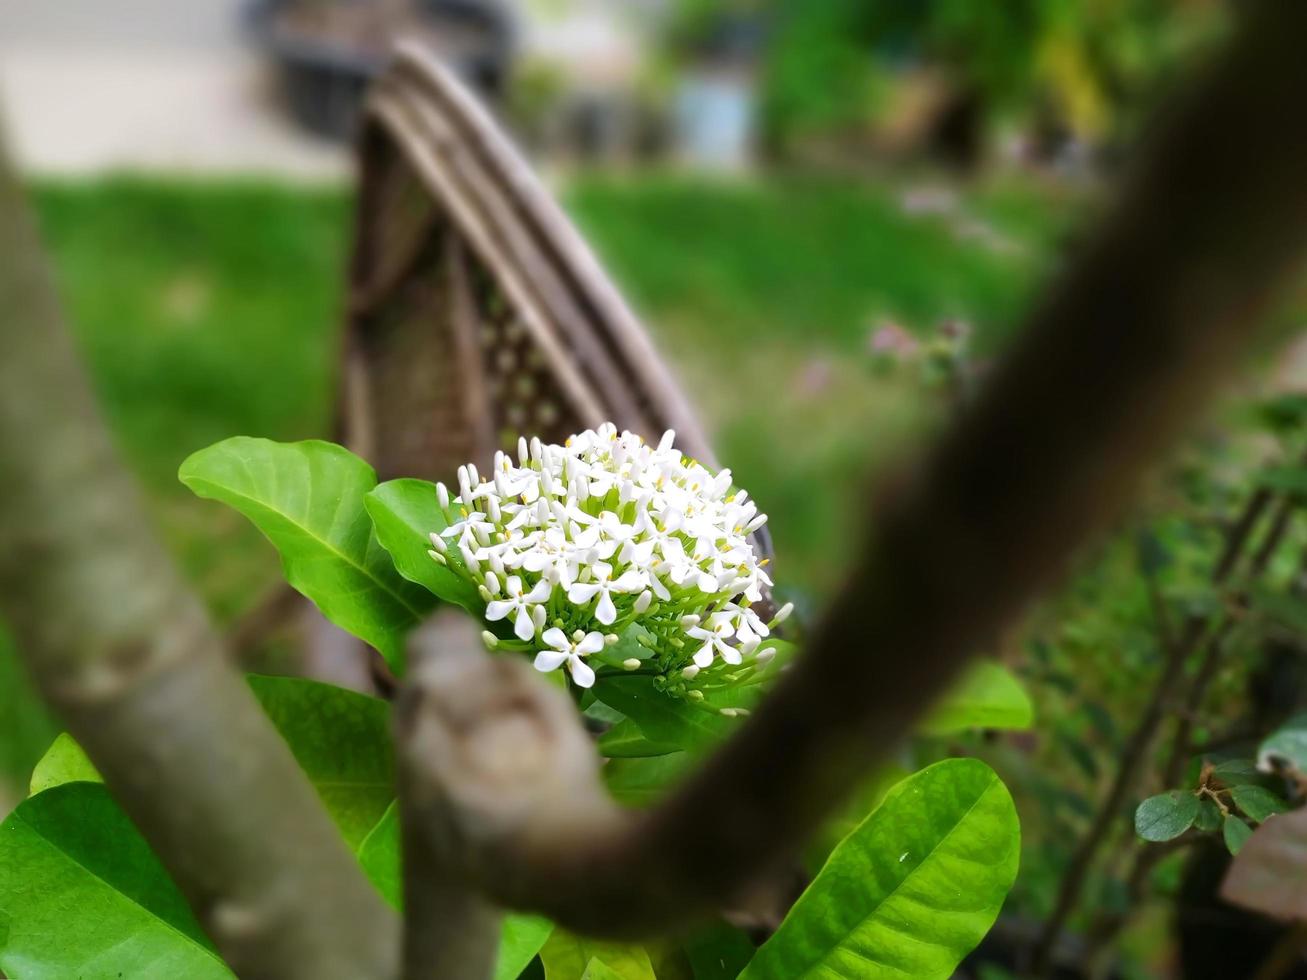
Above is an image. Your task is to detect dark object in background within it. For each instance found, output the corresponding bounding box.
[245,0,514,140]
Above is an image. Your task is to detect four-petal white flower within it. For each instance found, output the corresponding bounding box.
[485,575,552,641]
[533,627,604,688]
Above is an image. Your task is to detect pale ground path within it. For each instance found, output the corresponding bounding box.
[0,0,349,180]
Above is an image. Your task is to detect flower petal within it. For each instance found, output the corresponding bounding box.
[542,627,568,650]
[567,582,601,604]
[568,656,596,689]
[514,607,536,641]
[485,600,512,621]
[577,632,606,655]
[533,649,568,673]
[596,591,617,625]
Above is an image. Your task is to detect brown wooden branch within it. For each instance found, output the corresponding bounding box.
[0,137,398,979]
[398,1,1307,939]
[396,614,508,980]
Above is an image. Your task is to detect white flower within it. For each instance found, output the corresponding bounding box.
[533,627,604,688]
[567,561,645,625]
[485,575,552,641]
[432,423,773,683]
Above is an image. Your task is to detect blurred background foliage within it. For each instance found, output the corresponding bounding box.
[3,0,1306,975]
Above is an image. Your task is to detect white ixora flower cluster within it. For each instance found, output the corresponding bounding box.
[426,423,791,690]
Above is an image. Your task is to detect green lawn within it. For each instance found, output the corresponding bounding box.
[1,171,1072,799]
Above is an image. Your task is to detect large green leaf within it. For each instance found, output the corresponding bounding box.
[357,802,402,906]
[247,674,393,849]
[0,782,232,979]
[683,924,756,980]
[30,677,395,852]
[541,932,655,980]
[594,675,736,753]
[179,437,435,669]
[740,758,1019,980]
[597,719,680,759]
[354,805,552,979]
[365,478,482,611]
[920,662,1034,735]
[603,753,696,806]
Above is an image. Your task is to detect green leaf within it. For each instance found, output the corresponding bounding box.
[29,733,100,795]
[1251,589,1307,636]
[1224,815,1254,855]
[741,758,1020,980]
[541,932,655,980]
[1259,712,1307,774]
[357,802,401,906]
[1257,464,1307,502]
[1195,798,1223,832]
[179,437,436,669]
[603,753,696,807]
[598,719,680,759]
[0,782,233,979]
[365,478,482,611]
[1252,393,1307,434]
[584,961,627,980]
[353,805,551,979]
[247,675,393,849]
[803,766,908,874]
[921,662,1034,735]
[31,677,396,852]
[594,675,734,753]
[683,923,756,980]
[1231,785,1289,823]
[1209,758,1272,788]
[1135,791,1200,842]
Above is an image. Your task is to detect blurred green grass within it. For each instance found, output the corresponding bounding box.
[0,172,1071,798]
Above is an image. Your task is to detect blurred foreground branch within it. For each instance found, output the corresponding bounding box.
[0,138,398,979]
[398,0,1307,941]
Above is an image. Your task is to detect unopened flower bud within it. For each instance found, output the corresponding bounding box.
[622,658,641,670]
[481,631,498,650]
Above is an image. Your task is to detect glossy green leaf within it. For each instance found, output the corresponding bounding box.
[247,675,393,849]
[584,960,627,980]
[741,758,1019,980]
[1259,712,1307,773]
[1231,784,1289,823]
[365,478,482,611]
[541,932,655,980]
[604,753,696,806]
[597,719,680,758]
[0,783,232,979]
[921,662,1034,735]
[29,733,99,795]
[594,675,735,753]
[179,437,435,668]
[1135,791,1199,842]
[683,924,757,980]
[357,802,401,906]
[1209,759,1272,788]
[803,766,908,873]
[31,677,395,851]
[354,805,551,979]
[1224,815,1254,855]
[1195,798,1223,832]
